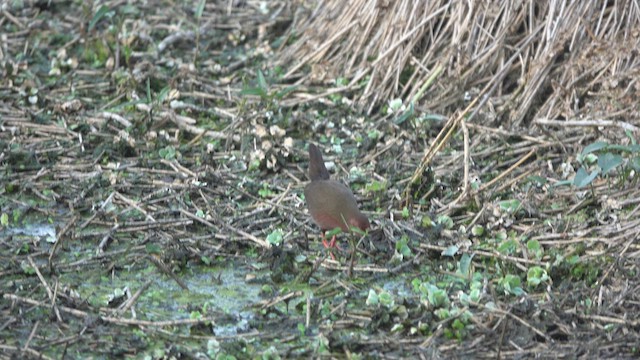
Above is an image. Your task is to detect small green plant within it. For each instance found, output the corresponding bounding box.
[570,260,600,285]
[297,323,306,337]
[266,229,283,246]
[258,183,274,198]
[557,137,640,188]
[158,145,176,160]
[365,180,387,193]
[88,5,113,31]
[412,281,449,308]
[395,235,412,257]
[189,311,203,320]
[498,199,522,214]
[526,266,549,287]
[435,307,473,341]
[145,244,162,255]
[470,225,484,236]
[526,239,544,260]
[366,288,395,309]
[498,274,524,296]
[240,70,297,111]
[436,215,453,229]
[193,0,206,64]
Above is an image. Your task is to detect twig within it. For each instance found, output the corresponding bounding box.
[474,147,538,194]
[22,320,39,352]
[419,243,547,267]
[180,208,270,248]
[320,260,388,273]
[147,256,189,291]
[0,344,54,360]
[48,215,78,269]
[4,294,217,327]
[259,291,303,309]
[472,301,552,343]
[534,118,639,133]
[117,280,154,315]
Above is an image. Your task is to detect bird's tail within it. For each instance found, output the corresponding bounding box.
[308,143,330,181]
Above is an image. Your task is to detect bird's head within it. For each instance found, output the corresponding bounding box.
[349,215,370,232]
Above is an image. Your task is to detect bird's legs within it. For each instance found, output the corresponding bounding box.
[321,232,342,260]
[321,232,342,250]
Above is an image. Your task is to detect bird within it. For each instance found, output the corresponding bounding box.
[304,143,370,250]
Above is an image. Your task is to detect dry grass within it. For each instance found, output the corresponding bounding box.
[278,1,640,122]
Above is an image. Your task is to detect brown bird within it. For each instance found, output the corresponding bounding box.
[304,143,370,249]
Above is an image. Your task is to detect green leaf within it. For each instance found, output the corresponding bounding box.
[240,87,267,98]
[426,285,448,307]
[498,199,521,213]
[452,318,465,330]
[390,323,404,333]
[581,141,609,155]
[195,0,206,19]
[441,245,459,257]
[89,5,111,31]
[258,184,274,198]
[598,152,623,175]
[630,156,640,171]
[551,179,573,188]
[275,85,298,100]
[401,206,410,219]
[396,236,412,257]
[266,230,283,246]
[499,274,523,296]
[367,129,382,140]
[146,78,152,103]
[365,289,379,306]
[421,216,433,227]
[190,311,202,319]
[325,227,342,238]
[573,167,599,188]
[580,153,598,164]
[21,261,36,275]
[257,69,268,91]
[436,215,453,229]
[497,239,518,255]
[607,144,640,153]
[469,288,481,302]
[527,266,549,287]
[145,244,162,254]
[159,146,176,160]
[156,86,171,104]
[458,253,472,276]
[378,291,395,308]
[388,98,403,112]
[394,102,415,125]
[471,225,484,236]
[365,180,387,192]
[435,308,450,320]
[335,77,348,86]
[526,239,543,260]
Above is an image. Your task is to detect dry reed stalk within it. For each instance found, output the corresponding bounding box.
[277,1,640,127]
